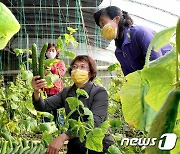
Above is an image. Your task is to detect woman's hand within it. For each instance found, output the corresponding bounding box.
[31,76,47,101]
[47,133,70,154]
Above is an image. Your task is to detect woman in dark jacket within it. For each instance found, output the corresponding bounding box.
[94,6,172,76]
[32,55,114,154]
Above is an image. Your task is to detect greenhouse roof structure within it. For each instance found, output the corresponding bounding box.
[1,0,180,62]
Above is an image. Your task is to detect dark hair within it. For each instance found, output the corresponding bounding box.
[45,43,59,59]
[94,6,133,36]
[69,55,97,81]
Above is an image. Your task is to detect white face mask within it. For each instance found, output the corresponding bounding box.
[46,51,57,59]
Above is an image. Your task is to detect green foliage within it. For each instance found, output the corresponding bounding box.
[145,26,175,66]
[107,144,122,154]
[0,2,20,50]
[39,122,58,134]
[64,50,76,59]
[146,89,180,154]
[14,48,32,56]
[86,128,105,152]
[107,63,120,72]
[43,59,59,67]
[65,89,110,152]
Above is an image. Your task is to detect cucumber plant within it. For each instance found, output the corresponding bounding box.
[31,43,48,78]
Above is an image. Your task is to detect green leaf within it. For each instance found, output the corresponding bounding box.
[0,2,20,50]
[68,119,80,137]
[120,71,143,128]
[44,59,60,67]
[39,122,58,134]
[100,120,109,134]
[64,50,76,59]
[86,128,105,152]
[44,74,59,88]
[107,145,121,154]
[23,117,37,132]
[66,97,84,111]
[110,118,121,128]
[107,63,120,72]
[67,27,78,34]
[25,99,37,116]
[145,26,175,67]
[14,48,32,56]
[56,36,64,51]
[42,112,54,121]
[21,70,33,81]
[83,107,94,127]
[10,103,18,110]
[0,106,4,113]
[76,88,89,98]
[79,126,86,142]
[42,131,53,143]
[141,66,174,111]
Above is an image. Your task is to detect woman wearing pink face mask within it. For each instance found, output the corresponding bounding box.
[44,43,66,123]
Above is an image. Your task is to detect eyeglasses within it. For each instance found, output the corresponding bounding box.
[71,64,89,70]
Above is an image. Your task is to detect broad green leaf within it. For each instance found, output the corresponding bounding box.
[79,126,86,142]
[145,26,175,67]
[21,70,33,81]
[66,97,84,111]
[107,63,120,72]
[107,145,121,154]
[25,99,37,116]
[86,128,105,152]
[42,112,54,121]
[44,74,59,88]
[120,71,143,128]
[56,36,64,51]
[83,107,94,127]
[68,119,79,136]
[0,2,20,50]
[176,19,180,54]
[23,117,37,132]
[44,59,60,67]
[141,66,174,111]
[100,120,109,134]
[64,50,76,59]
[76,88,89,98]
[39,122,58,134]
[149,50,176,69]
[42,131,53,143]
[6,121,17,132]
[110,118,121,128]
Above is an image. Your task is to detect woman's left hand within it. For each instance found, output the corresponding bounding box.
[46,133,70,154]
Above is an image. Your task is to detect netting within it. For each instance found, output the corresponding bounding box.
[0,0,115,84]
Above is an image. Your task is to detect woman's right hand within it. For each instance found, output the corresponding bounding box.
[32,76,47,93]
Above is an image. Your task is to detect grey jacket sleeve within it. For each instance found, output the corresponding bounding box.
[32,88,68,112]
[91,87,108,127]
